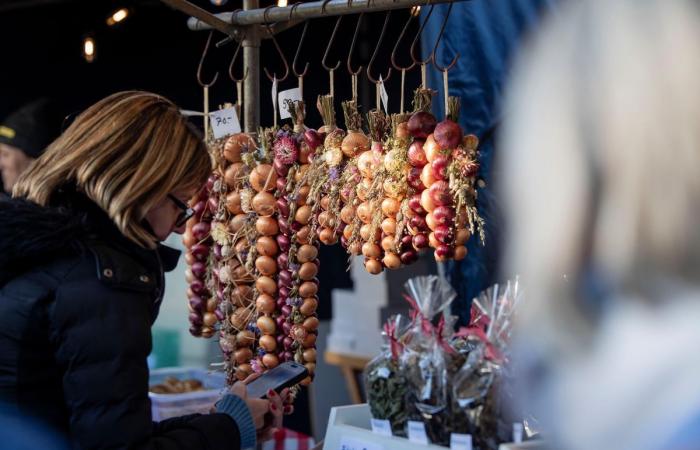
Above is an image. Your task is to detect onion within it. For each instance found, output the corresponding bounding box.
[455,228,471,245]
[420,189,437,213]
[299,262,318,280]
[362,243,382,259]
[278,269,292,287]
[188,296,205,312]
[324,128,347,151]
[299,297,318,316]
[435,244,454,261]
[191,261,206,278]
[256,216,279,236]
[232,285,253,305]
[302,332,317,348]
[434,225,455,244]
[317,211,335,229]
[191,243,210,261]
[303,316,320,331]
[262,353,280,369]
[297,244,319,263]
[257,315,276,335]
[454,245,468,261]
[277,252,289,269]
[224,133,255,163]
[206,175,217,192]
[256,276,277,296]
[275,176,288,193]
[299,281,318,298]
[412,233,429,249]
[295,205,312,225]
[281,305,293,317]
[278,286,290,300]
[304,129,323,150]
[256,236,279,256]
[189,326,202,337]
[192,200,207,218]
[343,224,354,240]
[381,236,395,252]
[421,163,437,187]
[424,135,440,163]
[297,185,310,205]
[182,230,196,248]
[357,202,372,224]
[400,250,418,265]
[225,191,243,215]
[433,206,456,226]
[408,166,425,190]
[381,217,397,235]
[365,258,383,274]
[408,111,437,138]
[381,198,400,216]
[249,164,278,192]
[319,228,338,245]
[429,181,453,206]
[425,213,437,231]
[192,222,210,241]
[342,131,370,158]
[282,321,293,335]
[203,312,218,327]
[303,348,317,362]
[189,312,203,326]
[256,294,276,314]
[431,155,450,180]
[235,347,253,364]
[383,252,401,269]
[284,336,294,350]
[273,158,290,177]
[252,191,277,216]
[408,140,427,167]
[224,162,246,187]
[300,142,313,164]
[190,279,206,295]
[411,215,428,230]
[434,118,463,150]
[395,121,410,139]
[230,213,247,233]
[357,151,376,178]
[255,256,277,276]
[259,334,277,352]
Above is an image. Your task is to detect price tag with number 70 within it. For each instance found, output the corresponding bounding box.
[210,106,242,139]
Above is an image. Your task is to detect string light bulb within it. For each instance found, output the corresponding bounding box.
[210,0,229,5]
[277,0,288,6]
[83,37,96,63]
[106,8,129,26]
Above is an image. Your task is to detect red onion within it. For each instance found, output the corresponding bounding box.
[408,167,425,190]
[408,140,427,167]
[412,233,429,249]
[273,158,290,177]
[206,175,217,192]
[278,269,292,286]
[276,298,287,308]
[284,336,294,350]
[213,244,222,260]
[277,252,289,269]
[282,322,293,335]
[278,286,290,300]
[192,222,211,241]
[408,194,426,215]
[189,326,202,337]
[193,200,207,217]
[276,198,290,218]
[410,215,427,230]
[434,225,455,244]
[191,262,207,278]
[207,196,219,214]
[276,234,291,252]
[216,287,225,302]
[281,305,293,317]
[191,243,210,261]
[276,334,285,345]
[340,236,349,247]
[429,181,453,206]
[276,316,286,328]
[277,217,291,235]
[190,279,206,295]
[214,308,225,321]
[433,206,456,225]
[435,244,454,259]
[283,351,294,361]
[434,118,463,150]
[431,155,450,180]
[276,176,288,193]
[408,112,437,139]
[400,235,413,252]
[189,296,204,312]
[304,129,322,150]
[189,312,203,326]
[291,221,303,232]
[400,250,419,265]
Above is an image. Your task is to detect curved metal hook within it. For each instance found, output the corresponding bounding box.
[322,16,342,72]
[367,12,393,84]
[228,35,248,82]
[288,1,302,21]
[391,11,417,72]
[197,30,219,88]
[292,21,310,78]
[346,13,364,76]
[431,3,460,72]
[262,6,290,82]
[410,4,435,66]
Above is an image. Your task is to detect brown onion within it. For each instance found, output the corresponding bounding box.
[257,315,276,335]
[454,245,468,260]
[256,236,279,257]
[381,236,395,252]
[357,202,372,224]
[455,228,470,245]
[381,198,400,216]
[256,216,279,236]
[381,218,397,235]
[224,163,246,187]
[252,191,277,216]
[297,244,319,263]
[299,297,318,316]
[295,205,312,225]
[296,226,311,244]
[319,228,338,245]
[255,256,277,276]
[256,294,276,314]
[262,353,280,369]
[298,262,318,280]
[236,330,255,346]
[365,259,383,274]
[259,334,277,352]
[383,252,401,269]
[299,282,318,298]
[302,316,320,331]
[362,243,382,259]
[249,164,277,192]
[302,348,317,362]
[230,213,248,233]
[235,347,253,364]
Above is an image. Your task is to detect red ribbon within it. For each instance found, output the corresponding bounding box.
[454,326,504,363]
[383,321,404,360]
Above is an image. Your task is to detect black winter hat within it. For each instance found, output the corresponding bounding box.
[0,98,63,158]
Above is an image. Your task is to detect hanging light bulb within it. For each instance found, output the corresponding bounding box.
[83,37,96,63]
[210,0,229,5]
[107,8,129,26]
[277,0,288,6]
[410,5,421,16]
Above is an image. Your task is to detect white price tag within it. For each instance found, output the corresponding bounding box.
[407,420,429,445]
[370,418,392,437]
[379,75,389,113]
[450,433,473,450]
[338,436,384,450]
[512,423,524,443]
[271,77,278,116]
[209,106,241,139]
[278,87,303,120]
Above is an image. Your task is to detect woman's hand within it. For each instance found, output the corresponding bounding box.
[258,387,295,441]
[228,373,269,430]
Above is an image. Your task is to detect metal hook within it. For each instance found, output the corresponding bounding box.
[431,3,459,72]
[367,12,393,84]
[346,12,364,76]
[391,11,417,71]
[292,21,310,78]
[288,1,302,21]
[262,6,290,82]
[410,4,435,66]
[197,31,219,88]
[321,16,342,72]
[227,35,248,82]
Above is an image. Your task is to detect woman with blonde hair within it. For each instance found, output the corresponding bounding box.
[0,91,287,449]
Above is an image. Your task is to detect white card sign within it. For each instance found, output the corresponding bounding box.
[278,87,303,120]
[370,418,392,437]
[407,420,429,445]
[338,436,384,450]
[209,106,241,139]
[379,75,389,113]
[450,433,473,450]
[271,77,278,118]
[512,423,524,443]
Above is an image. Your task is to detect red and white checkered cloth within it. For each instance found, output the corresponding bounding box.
[261,428,315,450]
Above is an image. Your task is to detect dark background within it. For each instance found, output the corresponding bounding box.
[0,0,421,131]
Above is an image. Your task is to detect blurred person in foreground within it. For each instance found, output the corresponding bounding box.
[0,98,62,195]
[0,91,291,449]
[500,1,700,449]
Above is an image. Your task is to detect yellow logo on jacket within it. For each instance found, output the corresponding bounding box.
[0,126,15,139]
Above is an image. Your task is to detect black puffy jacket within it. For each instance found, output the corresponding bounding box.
[0,192,241,449]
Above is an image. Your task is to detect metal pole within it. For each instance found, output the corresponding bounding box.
[186,0,460,29]
[243,0,260,133]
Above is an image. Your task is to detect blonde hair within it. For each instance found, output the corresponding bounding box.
[14,91,211,248]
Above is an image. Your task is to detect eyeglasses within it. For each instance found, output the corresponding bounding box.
[168,194,195,227]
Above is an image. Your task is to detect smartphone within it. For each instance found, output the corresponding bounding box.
[246,361,309,399]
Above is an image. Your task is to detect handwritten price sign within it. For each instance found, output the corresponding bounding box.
[210,106,241,139]
[338,436,384,450]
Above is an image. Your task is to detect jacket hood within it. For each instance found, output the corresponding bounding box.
[0,193,181,284]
